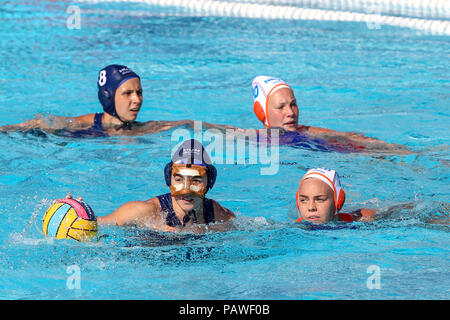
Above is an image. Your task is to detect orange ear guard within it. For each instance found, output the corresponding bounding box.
[253,101,266,125]
[336,189,345,212]
[295,188,301,212]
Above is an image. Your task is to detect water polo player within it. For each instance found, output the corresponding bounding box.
[295,167,377,224]
[0,65,191,137]
[97,139,235,232]
[252,75,410,153]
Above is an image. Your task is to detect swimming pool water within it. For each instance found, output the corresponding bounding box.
[0,0,449,300]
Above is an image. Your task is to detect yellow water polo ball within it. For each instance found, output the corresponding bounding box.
[42,198,97,241]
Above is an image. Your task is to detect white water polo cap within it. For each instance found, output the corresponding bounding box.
[297,168,346,213]
[252,75,291,127]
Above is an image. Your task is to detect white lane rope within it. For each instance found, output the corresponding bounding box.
[78,0,450,35]
[213,0,450,20]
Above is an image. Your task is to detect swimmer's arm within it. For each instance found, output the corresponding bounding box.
[301,125,411,154]
[178,120,242,133]
[212,200,236,222]
[0,118,54,132]
[304,125,383,143]
[201,122,241,131]
[0,114,94,132]
[345,208,379,222]
[161,119,194,129]
[136,119,194,134]
[377,202,449,225]
[206,200,236,232]
[98,198,160,226]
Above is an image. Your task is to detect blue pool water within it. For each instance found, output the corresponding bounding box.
[0,0,449,299]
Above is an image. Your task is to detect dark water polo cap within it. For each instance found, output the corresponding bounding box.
[164,139,217,193]
[97,64,140,117]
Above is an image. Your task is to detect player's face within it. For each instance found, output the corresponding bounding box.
[297,178,335,224]
[267,87,298,131]
[114,77,143,122]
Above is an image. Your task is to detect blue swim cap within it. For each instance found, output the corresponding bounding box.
[97,65,140,117]
[164,139,217,193]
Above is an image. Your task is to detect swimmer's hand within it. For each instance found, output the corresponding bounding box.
[343,208,379,222]
[61,193,84,202]
[357,208,379,222]
[160,225,180,233]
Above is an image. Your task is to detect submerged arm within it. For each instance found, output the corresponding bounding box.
[344,208,379,222]
[302,125,412,154]
[0,114,93,133]
[0,118,53,132]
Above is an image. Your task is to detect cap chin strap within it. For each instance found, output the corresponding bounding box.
[182,210,197,226]
[115,119,133,130]
[104,110,134,130]
[112,113,133,131]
